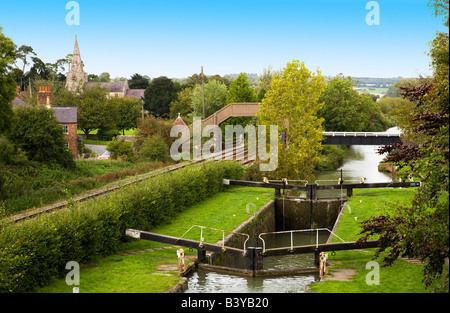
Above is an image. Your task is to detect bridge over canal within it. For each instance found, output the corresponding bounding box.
[201,102,402,146]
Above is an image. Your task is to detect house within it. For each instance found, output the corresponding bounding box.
[11,86,79,155]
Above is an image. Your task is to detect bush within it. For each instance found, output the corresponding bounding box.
[106,140,134,160]
[97,128,120,141]
[139,136,170,162]
[0,161,244,292]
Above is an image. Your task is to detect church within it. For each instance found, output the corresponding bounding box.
[65,36,145,100]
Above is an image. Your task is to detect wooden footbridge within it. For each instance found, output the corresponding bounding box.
[201,102,402,146]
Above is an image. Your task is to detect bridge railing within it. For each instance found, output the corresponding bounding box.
[323,131,402,137]
[176,225,250,255]
[258,228,346,254]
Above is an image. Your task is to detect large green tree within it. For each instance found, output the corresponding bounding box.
[318,74,388,132]
[359,0,449,291]
[8,106,75,169]
[191,80,228,118]
[109,96,142,135]
[0,27,17,135]
[143,76,177,117]
[226,73,256,104]
[256,60,326,180]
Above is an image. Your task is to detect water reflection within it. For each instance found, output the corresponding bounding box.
[185,271,318,293]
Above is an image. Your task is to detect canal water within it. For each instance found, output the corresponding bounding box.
[185,138,394,293]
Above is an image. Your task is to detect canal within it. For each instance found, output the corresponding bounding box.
[185,140,393,293]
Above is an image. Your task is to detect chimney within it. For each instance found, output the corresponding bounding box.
[37,86,52,108]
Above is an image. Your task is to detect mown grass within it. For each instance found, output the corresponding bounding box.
[37,186,274,293]
[310,188,448,293]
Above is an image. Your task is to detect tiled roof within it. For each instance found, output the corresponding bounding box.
[52,106,77,124]
[12,98,29,108]
[125,89,145,99]
[86,82,126,92]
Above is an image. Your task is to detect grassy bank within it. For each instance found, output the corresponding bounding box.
[1,159,170,215]
[37,186,274,293]
[309,188,447,293]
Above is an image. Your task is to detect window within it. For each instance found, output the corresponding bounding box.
[63,125,69,135]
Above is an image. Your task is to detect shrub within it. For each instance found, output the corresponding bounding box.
[106,140,134,159]
[139,136,170,162]
[97,128,120,141]
[0,161,244,292]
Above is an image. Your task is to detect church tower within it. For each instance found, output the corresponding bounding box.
[66,35,88,92]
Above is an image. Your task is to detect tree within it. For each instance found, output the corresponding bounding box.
[256,60,326,180]
[191,80,228,118]
[143,76,177,117]
[65,84,115,138]
[226,73,257,104]
[8,106,75,169]
[224,73,257,129]
[109,97,142,135]
[169,87,194,122]
[359,0,449,291]
[128,73,150,89]
[318,74,388,132]
[0,27,17,135]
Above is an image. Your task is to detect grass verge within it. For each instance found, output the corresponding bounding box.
[37,186,274,293]
[309,188,448,293]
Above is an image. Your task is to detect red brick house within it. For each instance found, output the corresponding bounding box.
[36,86,78,156]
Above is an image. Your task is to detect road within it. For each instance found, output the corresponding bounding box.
[85,144,107,156]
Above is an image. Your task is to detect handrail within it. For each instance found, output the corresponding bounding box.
[176,225,250,255]
[258,228,346,254]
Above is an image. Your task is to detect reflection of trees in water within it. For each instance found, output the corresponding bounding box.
[344,146,365,161]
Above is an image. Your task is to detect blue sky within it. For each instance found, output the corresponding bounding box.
[0,0,446,79]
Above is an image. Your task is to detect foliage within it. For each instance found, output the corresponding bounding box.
[109,96,142,135]
[318,74,389,132]
[143,76,177,117]
[0,27,17,135]
[139,135,170,162]
[169,87,193,122]
[106,140,134,159]
[226,73,257,104]
[191,80,228,118]
[128,73,150,89]
[134,115,174,151]
[7,106,75,169]
[0,161,244,292]
[360,1,449,290]
[256,59,326,180]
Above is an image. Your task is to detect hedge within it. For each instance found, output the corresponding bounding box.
[0,161,244,293]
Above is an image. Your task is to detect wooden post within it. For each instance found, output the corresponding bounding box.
[197,248,206,263]
[306,184,318,201]
[247,247,263,273]
[347,188,353,198]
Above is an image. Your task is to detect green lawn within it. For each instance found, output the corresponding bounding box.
[37,186,274,293]
[310,188,447,293]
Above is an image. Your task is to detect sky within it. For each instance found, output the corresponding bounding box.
[0,0,446,79]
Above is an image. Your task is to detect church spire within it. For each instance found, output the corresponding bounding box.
[66,35,88,92]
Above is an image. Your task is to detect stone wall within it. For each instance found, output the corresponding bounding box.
[275,198,342,230]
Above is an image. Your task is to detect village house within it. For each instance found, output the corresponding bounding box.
[13,86,79,156]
